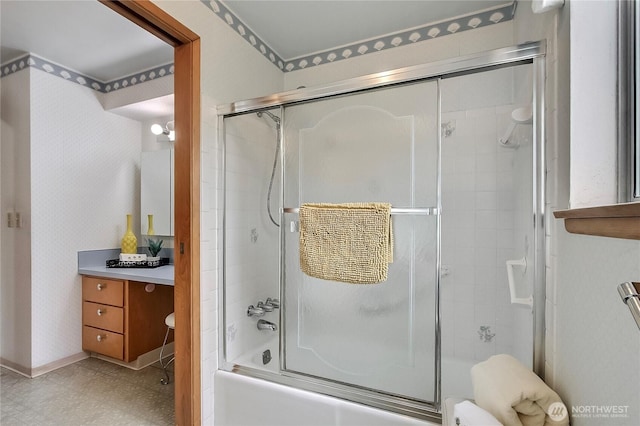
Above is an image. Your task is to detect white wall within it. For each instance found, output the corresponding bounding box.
[549,2,640,425]
[0,66,143,372]
[567,1,618,208]
[514,1,640,425]
[0,70,33,369]
[28,69,142,369]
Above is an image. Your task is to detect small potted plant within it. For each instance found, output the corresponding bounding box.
[147,238,163,266]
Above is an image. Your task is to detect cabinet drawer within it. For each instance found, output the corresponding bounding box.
[82,326,124,360]
[82,276,123,306]
[82,302,124,333]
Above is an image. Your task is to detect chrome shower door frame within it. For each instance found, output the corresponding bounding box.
[218,41,547,422]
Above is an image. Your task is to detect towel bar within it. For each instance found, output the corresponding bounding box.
[618,282,640,331]
[283,207,439,215]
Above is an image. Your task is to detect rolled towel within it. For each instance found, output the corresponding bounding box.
[453,400,503,426]
[471,354,569,426]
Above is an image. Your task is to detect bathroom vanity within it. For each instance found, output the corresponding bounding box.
[78,250,174,364]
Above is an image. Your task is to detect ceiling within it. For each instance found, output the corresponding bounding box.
[0,0,515,119]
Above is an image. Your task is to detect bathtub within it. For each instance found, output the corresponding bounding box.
[218,340,445,426]
[214,371,438,426]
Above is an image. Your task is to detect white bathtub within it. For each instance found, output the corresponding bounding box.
[219,343,476,425]
[214,371,438,426]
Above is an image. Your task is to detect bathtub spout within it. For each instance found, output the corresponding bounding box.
[257,319,277,331]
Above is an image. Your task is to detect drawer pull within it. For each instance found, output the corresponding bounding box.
[97,308,105,316]
[96,334,106,342]
[97,283,105,291]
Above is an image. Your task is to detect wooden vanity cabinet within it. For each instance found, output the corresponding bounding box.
[82,275,174,362]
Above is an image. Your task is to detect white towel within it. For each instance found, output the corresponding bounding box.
[471,354,569,426]
[453,400,503,426]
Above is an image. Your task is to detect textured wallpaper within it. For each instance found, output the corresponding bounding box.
[29,68,142,367]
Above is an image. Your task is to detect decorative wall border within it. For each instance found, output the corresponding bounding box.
[0,53,174,94]
[201,0,517,72]
[0,2,517,87]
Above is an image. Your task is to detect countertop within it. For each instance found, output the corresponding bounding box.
[78,248,174,286]
[78,264,174,286]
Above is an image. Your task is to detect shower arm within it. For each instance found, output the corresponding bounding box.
[498,122,517,145]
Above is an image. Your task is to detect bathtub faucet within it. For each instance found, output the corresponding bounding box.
[247,305,265,317]
[257,319,277,331]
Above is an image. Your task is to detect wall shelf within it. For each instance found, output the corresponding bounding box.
[553,202,640,240]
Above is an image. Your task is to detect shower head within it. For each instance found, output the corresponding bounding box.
[511,105,533,124]
[498,105,533,146]
[257,110,281,125]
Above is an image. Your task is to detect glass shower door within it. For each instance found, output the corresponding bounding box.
[281,81,440,403]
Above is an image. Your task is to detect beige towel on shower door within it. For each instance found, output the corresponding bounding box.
[298,202,393,284]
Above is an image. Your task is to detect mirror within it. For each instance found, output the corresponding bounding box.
[141,149,174,236]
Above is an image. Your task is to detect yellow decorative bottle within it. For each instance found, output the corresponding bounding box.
[147,214,155,235]
[121,214,137,254]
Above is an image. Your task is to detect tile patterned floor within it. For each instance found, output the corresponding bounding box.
[0,357,174,425]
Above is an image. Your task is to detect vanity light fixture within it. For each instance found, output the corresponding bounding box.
[150,120,175,142]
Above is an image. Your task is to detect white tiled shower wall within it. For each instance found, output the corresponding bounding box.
[222,114,280,363]
[439,65,534,369]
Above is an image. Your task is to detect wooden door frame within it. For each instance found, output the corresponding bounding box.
[99,1,201,424]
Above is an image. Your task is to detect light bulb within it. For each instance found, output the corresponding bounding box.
[168,131,176,142]
[150,123,164,135]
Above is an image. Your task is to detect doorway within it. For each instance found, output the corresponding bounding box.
[99,1,201,424]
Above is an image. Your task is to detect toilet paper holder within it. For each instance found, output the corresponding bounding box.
[506,257,533,308]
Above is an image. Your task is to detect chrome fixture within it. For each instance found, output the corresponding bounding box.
[618,282,640,330]
[248,298,279,316]
[257,319,277,331]
[257,110,281,124]
[262,349,272,365]
[257,110,281,228]
[247,304,265,317]
[498,105,532,147]
[150,120,175,141]
[257,301,274,313]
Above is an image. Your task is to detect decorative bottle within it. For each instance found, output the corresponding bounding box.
[147,214,155,235]
[121,214,138,254]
